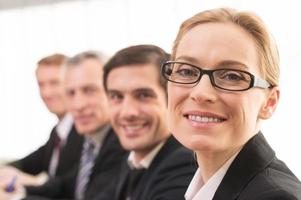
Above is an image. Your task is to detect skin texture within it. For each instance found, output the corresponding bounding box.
[167,22,279,181]
[106,64,169,161]
[64,58,109,135]
[36,65,67,119]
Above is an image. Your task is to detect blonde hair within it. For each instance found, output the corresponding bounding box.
[37,53,68,68]
[172,7,279,86]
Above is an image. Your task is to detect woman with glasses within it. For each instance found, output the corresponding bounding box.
[162,7,301,199]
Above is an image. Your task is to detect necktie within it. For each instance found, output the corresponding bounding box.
[123,168,146,200]
[75,139,96,200]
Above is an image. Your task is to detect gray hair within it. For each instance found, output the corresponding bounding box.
[61,50,108,80]
[65,50,108,67]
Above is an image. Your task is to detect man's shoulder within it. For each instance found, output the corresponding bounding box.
[139,137,196,200]
[159,136,195,164]
[102,126,124,150]
[94,126,127,167]
[159,144,195,171]
[150,136,196,177]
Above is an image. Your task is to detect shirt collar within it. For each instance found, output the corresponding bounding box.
[127,141,165,169]
[185,152,238,200]
[84,124,110,155]
[55,113,73,142]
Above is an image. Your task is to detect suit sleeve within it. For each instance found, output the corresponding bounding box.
[9,130,55,175]
[23,195,72,200]
[25,166,78,199]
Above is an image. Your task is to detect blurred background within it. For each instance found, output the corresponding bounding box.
[0,0,300,178]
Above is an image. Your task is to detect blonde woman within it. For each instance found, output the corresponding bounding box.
[162,7,301,199]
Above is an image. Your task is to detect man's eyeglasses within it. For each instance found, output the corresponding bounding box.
[161,61,272,91]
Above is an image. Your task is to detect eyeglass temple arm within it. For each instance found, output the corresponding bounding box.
[254,77,271,89]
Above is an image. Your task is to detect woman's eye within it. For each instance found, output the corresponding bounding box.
[220,71,246,82]
[176,69,196,77]
[226,73,243,81]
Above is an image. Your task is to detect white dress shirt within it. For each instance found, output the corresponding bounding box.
[185,153,238,200]
[127,141,165,169]
[55,113,73,145]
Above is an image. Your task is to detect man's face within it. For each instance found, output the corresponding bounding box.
[36,65,66,118]
[107,64,169,158]
[64,58,109,135]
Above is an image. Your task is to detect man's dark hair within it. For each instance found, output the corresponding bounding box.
[103,44,170,93]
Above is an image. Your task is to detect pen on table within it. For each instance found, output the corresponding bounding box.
[5,175,17,192]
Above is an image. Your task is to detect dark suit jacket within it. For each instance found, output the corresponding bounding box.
[113,136,196,200]
[10,125,83,177]
[212,132,301,200]
[25,127,127,200]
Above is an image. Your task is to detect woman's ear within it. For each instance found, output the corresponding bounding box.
[259,86,280,119]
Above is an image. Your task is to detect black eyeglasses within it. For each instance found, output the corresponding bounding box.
[161,61,272,91]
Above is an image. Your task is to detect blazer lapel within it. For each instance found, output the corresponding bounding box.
[44,127,58,171]
[87,127,126,188]
[56,125,84,176]
[213,132,275,200]
[89,128,115,179]
[115,161,130,200]
[131,136,181,200]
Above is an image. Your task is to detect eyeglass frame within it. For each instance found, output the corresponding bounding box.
[161,61,273,92]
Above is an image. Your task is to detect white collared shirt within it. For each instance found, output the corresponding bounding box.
[185,153,238,200]
[85,124,110,155]
[55,113,74,145]
[127,141,165,169]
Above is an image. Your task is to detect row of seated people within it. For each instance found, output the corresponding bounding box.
[1,7,301,200]
[0,46,197,200]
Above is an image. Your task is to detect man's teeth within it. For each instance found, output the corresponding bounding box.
[124,125,144,131]
[188,115,223,123]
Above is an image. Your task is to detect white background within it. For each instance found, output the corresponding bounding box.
[0,0,300,178]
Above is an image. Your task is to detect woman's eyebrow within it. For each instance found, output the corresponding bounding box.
[216,60,249,69]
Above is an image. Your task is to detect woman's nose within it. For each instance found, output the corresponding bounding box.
[189,74,218,103]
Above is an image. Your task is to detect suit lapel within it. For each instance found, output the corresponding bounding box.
[44,127,58,171]
[132,136,181,200]
[56,125,84,175]
[89,128,114,179]
[213,132,275,200]
[115,160,131,200]
[87,127,126,187]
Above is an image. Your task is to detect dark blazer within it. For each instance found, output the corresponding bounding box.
[113,136,196,200]
[25,127,127,200]
[212,132,301,200]
[10,125,83,177]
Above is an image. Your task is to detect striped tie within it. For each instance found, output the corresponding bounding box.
[75,139,96,200]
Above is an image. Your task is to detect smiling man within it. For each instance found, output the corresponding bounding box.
[5,51,127,200]
[0,54,83,188]
[102,45,196,200]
